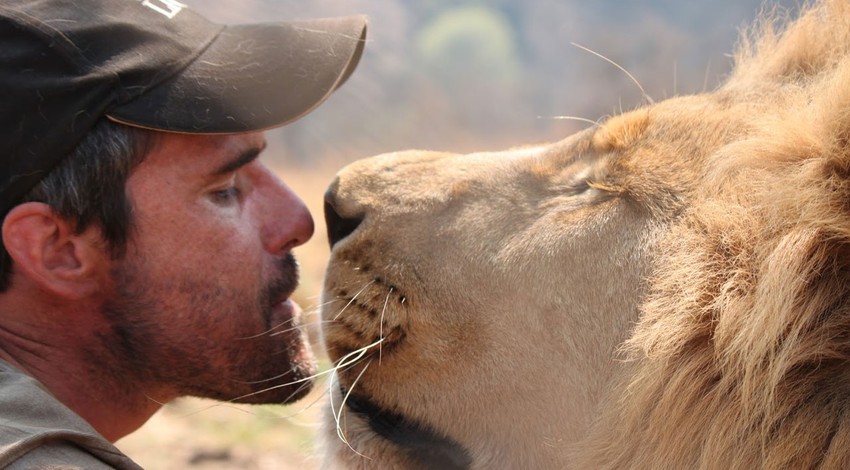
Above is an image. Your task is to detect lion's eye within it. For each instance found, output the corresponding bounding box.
[568,180,591,195]
[558,165,597,195]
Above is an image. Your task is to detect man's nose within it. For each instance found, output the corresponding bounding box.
[258,170,315,254]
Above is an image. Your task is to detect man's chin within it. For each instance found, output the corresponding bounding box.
[234,345,319,405]
[186,322,320,405]
[226,298,321,404]
[230,377,317,405]
[192,358,317,405]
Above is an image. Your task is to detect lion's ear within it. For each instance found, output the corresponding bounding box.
[2,202,106,298]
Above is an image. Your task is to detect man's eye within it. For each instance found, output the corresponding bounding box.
[211,186,241,203]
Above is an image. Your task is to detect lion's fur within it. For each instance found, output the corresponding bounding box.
[319,1,850,468]
[581,2,850,467]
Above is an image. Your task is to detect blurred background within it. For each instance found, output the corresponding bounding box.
[116,0,797,468]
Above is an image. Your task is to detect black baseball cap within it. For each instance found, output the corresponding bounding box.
[0,0,367,216]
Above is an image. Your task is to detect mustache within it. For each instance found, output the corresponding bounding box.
[262,253,300,306]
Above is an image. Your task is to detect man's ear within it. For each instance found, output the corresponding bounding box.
[2,202,107,298]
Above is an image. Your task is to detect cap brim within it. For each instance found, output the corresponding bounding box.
[107,16,367,134]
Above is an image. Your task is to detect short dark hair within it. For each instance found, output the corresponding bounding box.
[0,119,157,291]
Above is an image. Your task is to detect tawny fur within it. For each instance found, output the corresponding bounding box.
[320,1,850,468]
[579,2,850,468]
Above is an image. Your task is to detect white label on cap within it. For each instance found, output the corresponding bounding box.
[141,0,187,19]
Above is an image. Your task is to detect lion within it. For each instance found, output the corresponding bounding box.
[317,1,850,468]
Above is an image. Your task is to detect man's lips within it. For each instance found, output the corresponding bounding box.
[269,298,297,327]
[273,298,318,376]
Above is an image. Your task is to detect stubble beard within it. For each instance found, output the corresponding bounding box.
[94,251,317,406]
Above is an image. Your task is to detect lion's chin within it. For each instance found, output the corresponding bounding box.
[339,385,473,469]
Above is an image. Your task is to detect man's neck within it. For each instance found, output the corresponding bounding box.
[0,294,172,442]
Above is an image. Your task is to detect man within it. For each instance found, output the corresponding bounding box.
[0,0,366,467]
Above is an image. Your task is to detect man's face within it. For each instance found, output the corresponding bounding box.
[97,131,317,404]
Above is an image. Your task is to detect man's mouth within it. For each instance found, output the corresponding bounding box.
[263,253,301,325]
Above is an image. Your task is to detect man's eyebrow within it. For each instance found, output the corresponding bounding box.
[211,140,268,176]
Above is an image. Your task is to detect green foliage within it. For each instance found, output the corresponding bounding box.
[415,6,521,84]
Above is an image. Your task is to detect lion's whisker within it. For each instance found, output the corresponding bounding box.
[166,337,387,425]
[235,317,297,340]
[327,339,385,453]
[261,382,330,421]
[334,280,376,320]
[268,320,337,337]
[328,370,353,449]
[328,370,341,436]
[570,41,654,105]
[233,336,384,388]
[333,360,373,459]
[379,287,393,364]
[233,361,336,386]
[239,294,366,341]
[543,115,604,128]
[236,316,336,341]
[302,296,350,316]
[160,368,328,422]
[335,337,385,370]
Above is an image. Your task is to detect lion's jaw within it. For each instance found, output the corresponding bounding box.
[319,142,660,468]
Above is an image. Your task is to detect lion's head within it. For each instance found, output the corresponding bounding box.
[318,1,850,468]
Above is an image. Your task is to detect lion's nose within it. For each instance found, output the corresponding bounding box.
[324,194,364,248]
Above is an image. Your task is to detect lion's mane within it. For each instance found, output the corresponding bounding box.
[579,2,850,468]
